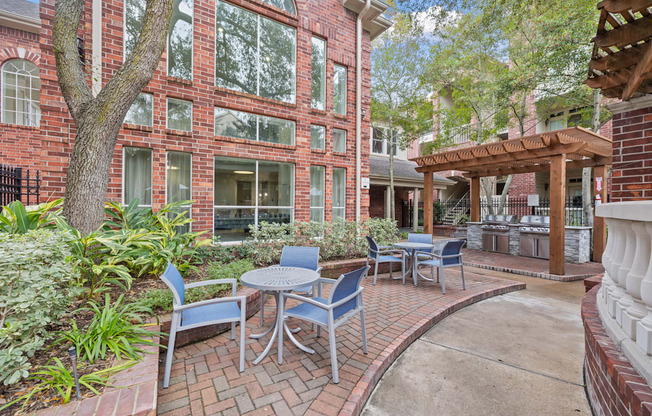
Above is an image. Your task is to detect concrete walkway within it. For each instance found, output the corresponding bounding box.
[362,268,591,416]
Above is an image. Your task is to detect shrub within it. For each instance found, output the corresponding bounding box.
[55,294,158,364]
[0,230,76,385]
[0,199,64,234]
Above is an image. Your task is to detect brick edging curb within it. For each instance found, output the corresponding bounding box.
[30,329,160,416]
[582,284,652,416]
[338,281,526,416]
[463,261,592,282]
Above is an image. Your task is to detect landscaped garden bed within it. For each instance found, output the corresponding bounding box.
[0,198,402,415]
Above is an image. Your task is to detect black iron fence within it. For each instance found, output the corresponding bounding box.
[408,196,588,228]
[0,164,41,206]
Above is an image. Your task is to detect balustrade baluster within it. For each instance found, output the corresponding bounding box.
[636,223,652,354]
[607,219,627,318]
[615,222,637,325]
[622,222,651,339]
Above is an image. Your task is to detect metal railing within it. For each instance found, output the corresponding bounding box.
[0,164,41,206]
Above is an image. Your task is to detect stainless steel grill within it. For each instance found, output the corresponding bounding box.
[481,215,518,253]
[519,215,550,259]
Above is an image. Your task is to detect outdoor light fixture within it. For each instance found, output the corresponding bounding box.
[234,170,254,175]
[69,347,81,400]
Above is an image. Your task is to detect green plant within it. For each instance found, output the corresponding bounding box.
[55,294,159,364]
[0,230,76,385]
[365,218,401,246]
[0,358,133,412]
[433,201,447,223]
[0,199,63,234]
[455,213,469,226]
[135,288,174,312]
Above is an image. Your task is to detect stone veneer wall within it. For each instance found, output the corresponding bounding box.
[583,285,652,416]
[466,222,482,250]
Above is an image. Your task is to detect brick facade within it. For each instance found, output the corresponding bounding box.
[0,0,373,233]
[610,105,652,201]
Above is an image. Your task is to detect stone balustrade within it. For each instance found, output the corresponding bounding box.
[596,201,652,383]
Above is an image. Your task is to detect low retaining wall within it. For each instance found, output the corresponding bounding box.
[582,285,652,416]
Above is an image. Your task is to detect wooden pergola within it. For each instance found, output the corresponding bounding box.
[411,127,613,275]
[586,0,652,99]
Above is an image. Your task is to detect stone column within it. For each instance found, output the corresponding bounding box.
[622,222,652,339]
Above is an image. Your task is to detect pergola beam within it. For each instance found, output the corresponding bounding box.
[588,41,648,72]
[461,157,613,178]
[592,13,652,49]
[598,0,652,13]
[622,38,652,99]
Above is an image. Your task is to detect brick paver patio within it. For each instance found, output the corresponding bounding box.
[157,268,524,416]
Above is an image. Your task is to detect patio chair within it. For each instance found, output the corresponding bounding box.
[415,239,466,294]
[280,265,370,384]
[261,246,322,326]
[159,263,246,389]
[366,235,405,285]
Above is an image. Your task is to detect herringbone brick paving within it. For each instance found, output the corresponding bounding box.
[157,267,524,416]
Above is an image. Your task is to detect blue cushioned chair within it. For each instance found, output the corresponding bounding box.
[408,233,435,277]
[366,236,405,285]
[261,246,322,326]
[280,266,370,384]
[415,239,466,294]
[159,263,246,388]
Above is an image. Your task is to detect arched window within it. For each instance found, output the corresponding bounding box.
[261,0,296,15]
[1,59,41,127]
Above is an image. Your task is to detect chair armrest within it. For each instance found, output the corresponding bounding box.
[281,293,330,310]
[376,249,404,256]
[186,278,238,297]
[174,295,246,312]
[414,250,435,258]
[317,266,323,275]
[434,253,463,259]
[378,245,393,249]
[317,277,336,285]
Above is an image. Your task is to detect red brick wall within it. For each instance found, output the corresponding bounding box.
[582,285,652,416]
[610,107,652,201]
[369,185,385,219]
[508,173,536,197]
[0,0,372,231]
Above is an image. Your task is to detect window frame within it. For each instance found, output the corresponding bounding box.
[309,165,325,223]
[214,1,297,104]
[1,59,41,127]
[167,0,194,80]
[122,146,153,209]
[166,97,193,132]
[333,64,347,116]
[165,151,193,232]
[124,92,154,127]
[214,107,295,145]
[371,127,398,156]
[213,156,295,239]
[333,128,347,153]
[332,167,346,221]
[311,36,326,111]
[310,124,326,151]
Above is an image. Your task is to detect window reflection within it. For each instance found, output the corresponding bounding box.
[215,0,296,103]
[333,168,346,221]
[334,65,347,116]
[124,93,153,127]
[169,0,193,79]
[167,98,193,132]
[167,152,192,234]
[310,125,325,150]
[333,128,346,153]
[215,107,295,145]
[124,0,145,58]
[311,37,326,110]
[310,166,324,223]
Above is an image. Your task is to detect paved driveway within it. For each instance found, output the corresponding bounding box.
[362,269,591,416]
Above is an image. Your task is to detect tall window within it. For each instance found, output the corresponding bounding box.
[310,125,325,150]
[167,98,193,132]
[124,0,146,58]
[311,37,326,110]
[167,152,192,233]
[123,147,152,208]
[214,157,294,241]
[548,108,590,132]
[333,65,347,116]
[168,0,193,79]
[215,1,296,103]
[1,60,41,127]
[215,107,295,145]
[310,166,325,223]
[333,168,346,221]
[260,0,296,14]
[371,127,397,156]
[333,128,346,153]
[124,93,153,127]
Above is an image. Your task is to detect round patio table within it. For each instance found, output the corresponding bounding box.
[393,242,435,287]
[241,267,320,365]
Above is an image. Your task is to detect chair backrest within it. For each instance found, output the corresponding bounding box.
[329,265,369,320]
[160,263,185,306]
[408,233,433,253]
[366,236,378,259]
[280,246,320,271]
[441,240,465,266]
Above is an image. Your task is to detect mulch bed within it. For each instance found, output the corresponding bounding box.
[0,262,219,415]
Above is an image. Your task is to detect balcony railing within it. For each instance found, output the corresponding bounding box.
[596,201,652,382]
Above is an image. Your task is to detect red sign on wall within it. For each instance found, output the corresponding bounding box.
[595,177,603,193]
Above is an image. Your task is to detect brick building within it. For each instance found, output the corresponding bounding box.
[0,0,391,240]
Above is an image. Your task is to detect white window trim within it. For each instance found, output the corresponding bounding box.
[1,59,41,127]
[371,127,398,156]
[166,97,193,132]
[122,146,153,209]
[167,0,194,80]
[165,151,193,232]
[214,1,297,104]
[213,158,295,237]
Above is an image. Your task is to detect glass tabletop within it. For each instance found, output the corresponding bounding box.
[240,266,320,291]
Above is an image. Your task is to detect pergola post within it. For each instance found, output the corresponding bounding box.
[550,154,566,275]
[593,164,608,262]
[423,172,433,235]
[413,187,419,232]
[470,176,481,222]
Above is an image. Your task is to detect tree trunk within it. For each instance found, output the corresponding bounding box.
[54,0,174,234]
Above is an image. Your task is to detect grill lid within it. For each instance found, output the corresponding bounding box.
[483,215,518,225]
[519,215,550,227]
